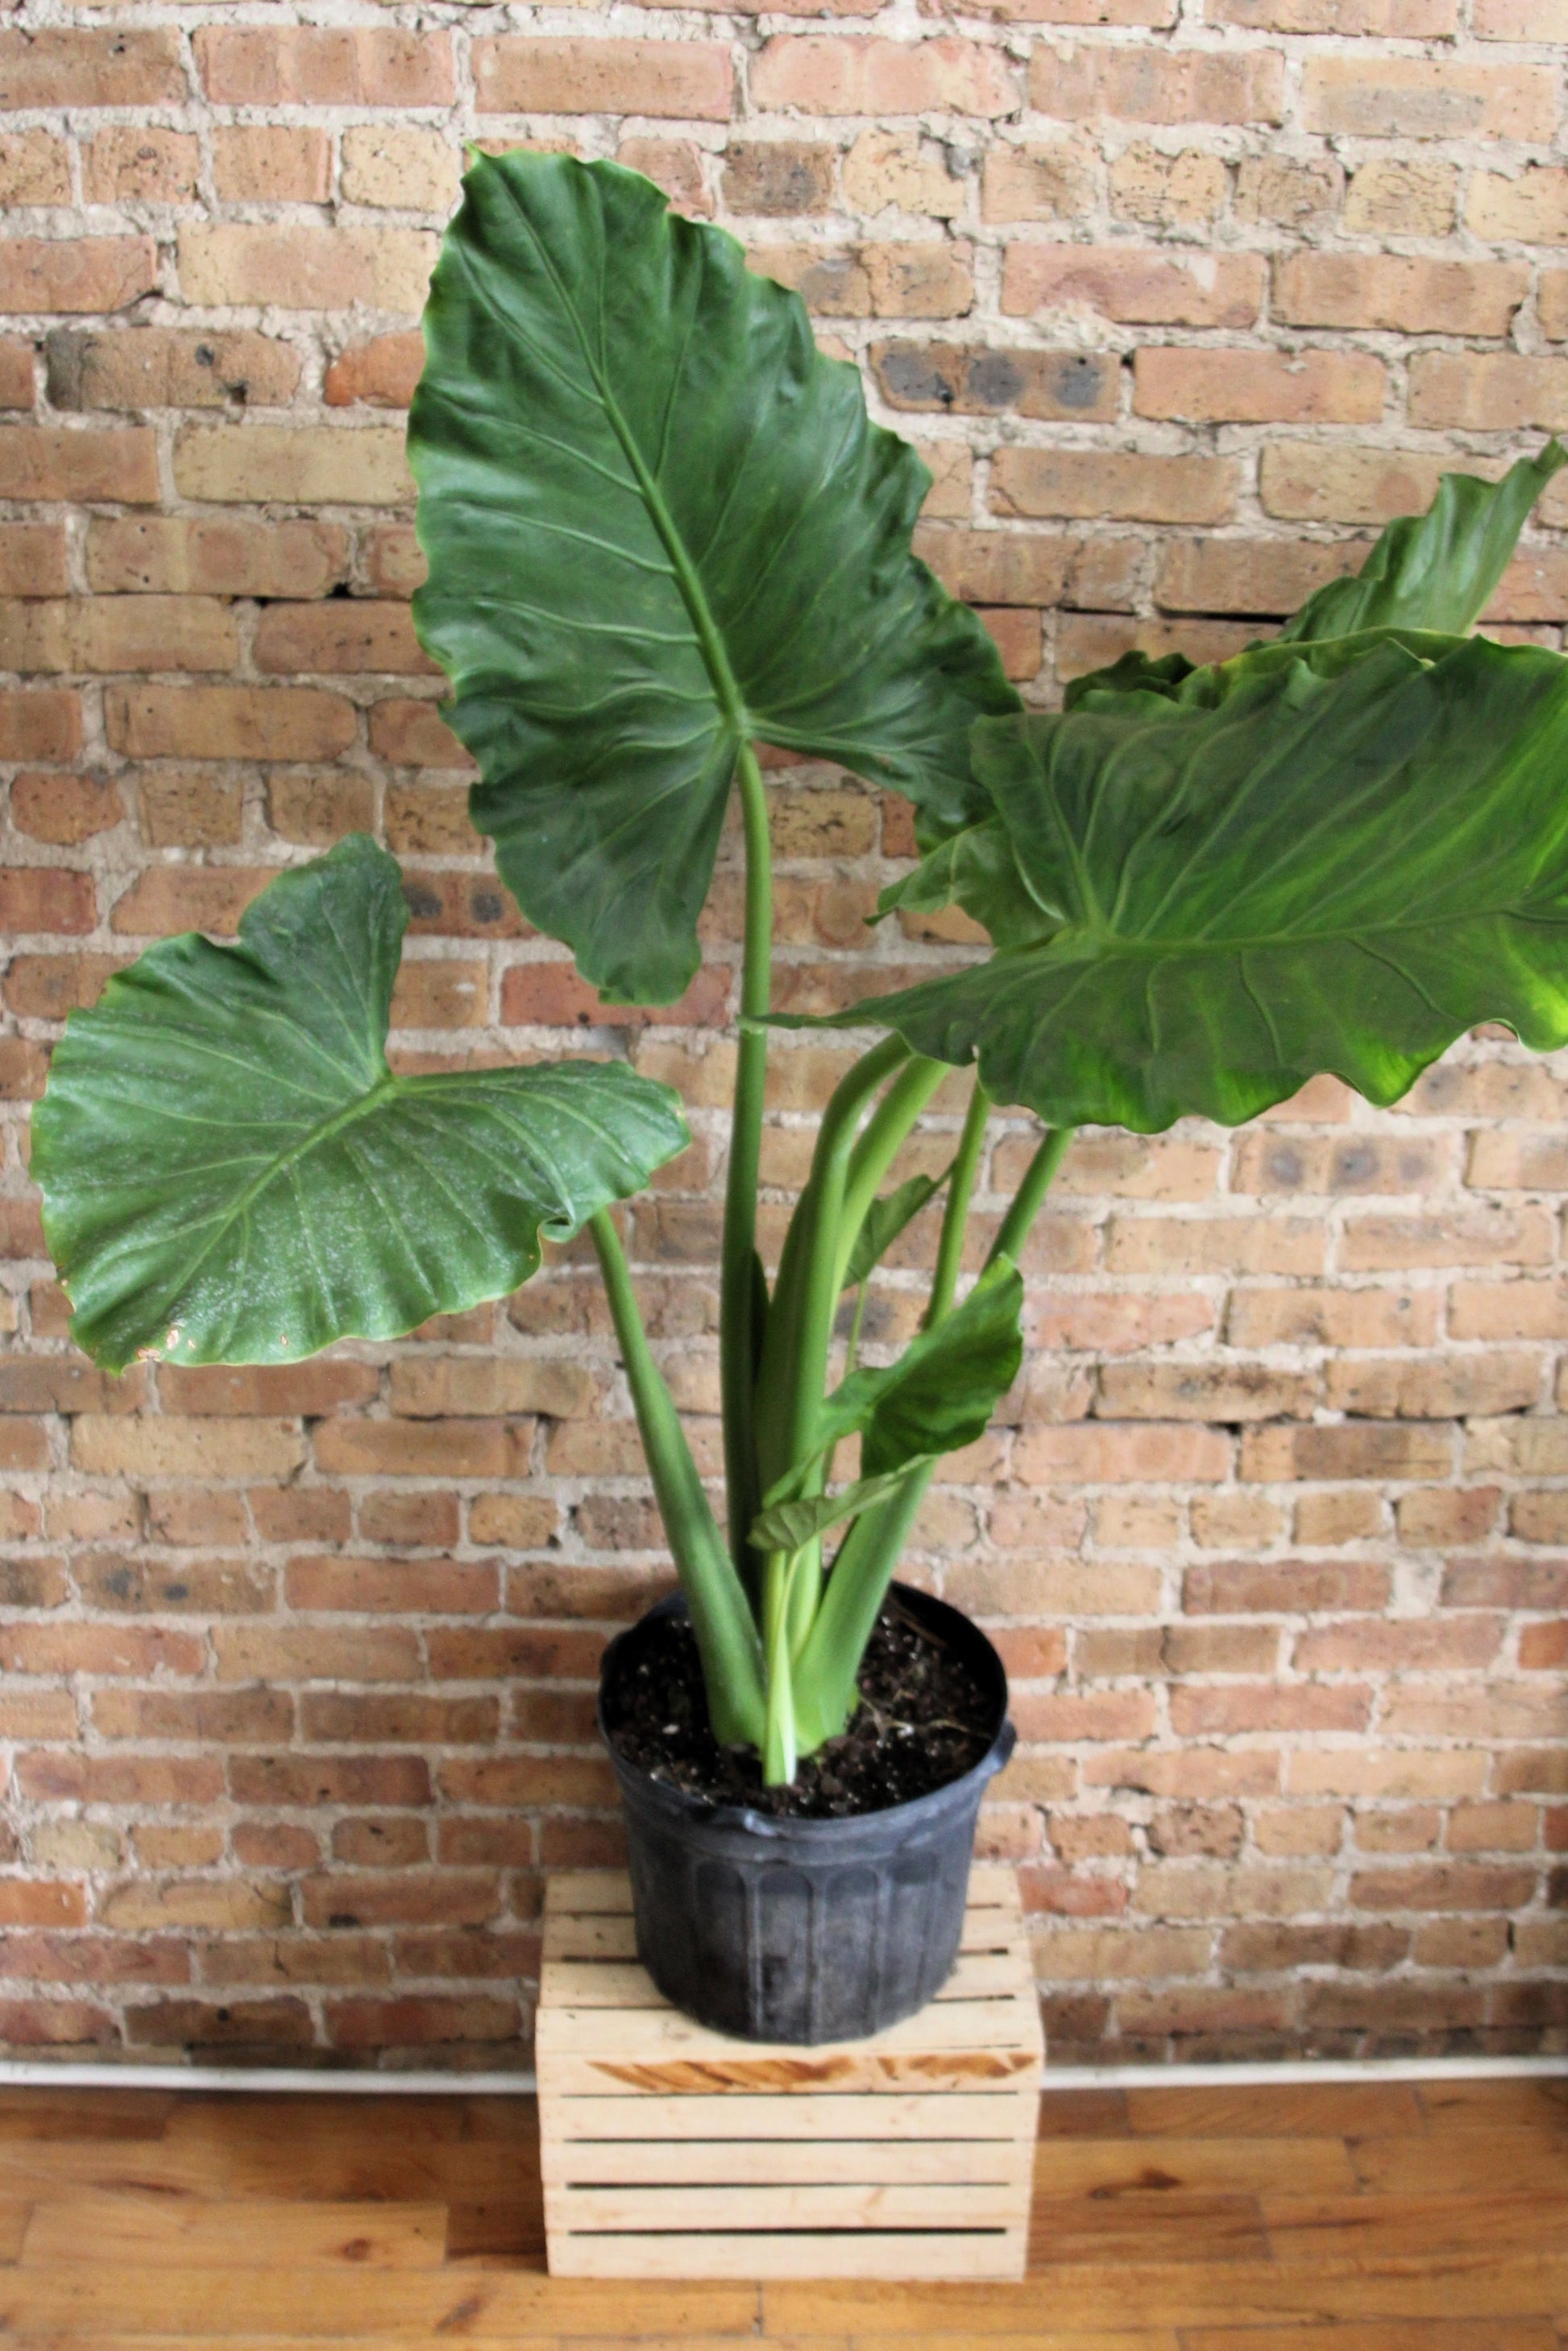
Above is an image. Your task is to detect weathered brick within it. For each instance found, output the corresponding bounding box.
[48,329,301,414]
[475,39,732,120]
[1301,56,1554,141]
[0,130,69,205]
[82,128,199,205]
[172,426,413,507]
[212,126,331,205]
[178,227,436,317]
[106,686,357,763]
[992,449,1234,526]
[1273,254,1527,338]
[324,335,425,411]
[1110,146,1226,227]
[0,523,68,600]
[1259,444,1446,528]
[1003,246,1264,327]
[876,342,1115,421]
[723,141,836,215]
[1134,347,1385,425]
[0,429,159,505]
[0,30,185,110]
[1031,46,1283,124]
[0,598,237,675]
[88,517,348,599]
[0,239,158,317]
[195,27,453,106]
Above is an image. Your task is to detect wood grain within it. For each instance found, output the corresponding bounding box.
[537,1868,1042,2280]
[0,2054,1558,2341]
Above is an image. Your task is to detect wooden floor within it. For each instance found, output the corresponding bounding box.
[0,2075,1563,2345]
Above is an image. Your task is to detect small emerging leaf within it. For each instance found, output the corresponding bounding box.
[877,815,1058,952]
[31,837,689,1372]
[749,1465,927,1556]
[1280,441,1566,645]
[771,1258,1024,1500]
[842,1170,948,1291]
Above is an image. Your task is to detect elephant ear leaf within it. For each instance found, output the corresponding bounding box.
[801,634,1568,1132]
[31,835,688,1373]
[408,148,1015,1009]
[1279,442,1566,645]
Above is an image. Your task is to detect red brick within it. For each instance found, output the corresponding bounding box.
[212,126,332,204]
[751,37,1015,117]
[255,602,437,678]
[1003,246,1264,327]
[0,868,94,934]
[1134,346,1385,425]
[0,523,67,599]
[0,30,185,109]
[1031,45,1283,124]
[0,429,159,504]
[1273,254,1527,338]
[0,239,158,316]
[324,334,425,411]
[1302,55,1553,141]
[368,699,475,769]
[475,39,732,120]
[106,686,357,764]
[0,690,81,761]
[88,518,347,601]
[992,448,1234,525]
[326,1994,518,2046]
[194,27,453,106]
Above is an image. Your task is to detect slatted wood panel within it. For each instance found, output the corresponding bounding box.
[537,1862,1042,2278]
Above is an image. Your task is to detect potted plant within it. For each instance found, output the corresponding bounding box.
[31,151,1568,2049]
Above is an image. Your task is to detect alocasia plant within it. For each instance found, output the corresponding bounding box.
[30,150,1568,1783]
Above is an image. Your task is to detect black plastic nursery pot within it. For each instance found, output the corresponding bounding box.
[597,1582,1015,2046]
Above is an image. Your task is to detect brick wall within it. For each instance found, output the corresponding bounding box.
[0,0,1565,2070]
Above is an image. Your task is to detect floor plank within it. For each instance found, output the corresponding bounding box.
[21,2190,449,2271]
[1031,2136,1358,2198]
[0,2076,1560,2339]
[1122,2083,1425,2142]
[1179,2327,1562,2351]
[1349,2124,1568,2196]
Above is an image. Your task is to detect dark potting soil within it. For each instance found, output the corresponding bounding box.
[600,1600,996,1819]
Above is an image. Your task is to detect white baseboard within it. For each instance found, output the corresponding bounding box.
[0,2052,1563,2095]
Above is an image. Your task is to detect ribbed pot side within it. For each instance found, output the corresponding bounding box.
[598,1583,1016,2045]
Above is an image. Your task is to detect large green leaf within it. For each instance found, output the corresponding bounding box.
[32,836,688,1372]
[1279,441,1566,645]
[805,634,1568,1131]
[408,149,1014,1005]
[770,1258,1023,1498]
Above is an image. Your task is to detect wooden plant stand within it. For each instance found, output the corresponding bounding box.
[537,1861,1042,2279]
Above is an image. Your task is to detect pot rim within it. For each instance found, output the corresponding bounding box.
[597,1580,1016,1842]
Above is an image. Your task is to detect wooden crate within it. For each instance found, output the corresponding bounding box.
[537,1860,1041,2279]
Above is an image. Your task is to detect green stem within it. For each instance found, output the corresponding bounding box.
[761,1546,799,1785]
[792,1116,1072,1756]
[987,1125,1073,1268]
[754,1033,908,1500]
[719,743,772,1594]
[924,1078,990,1329]
[790,1460,936,1752]
[753,1033,907,1657]
[591,1211,765,1748]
